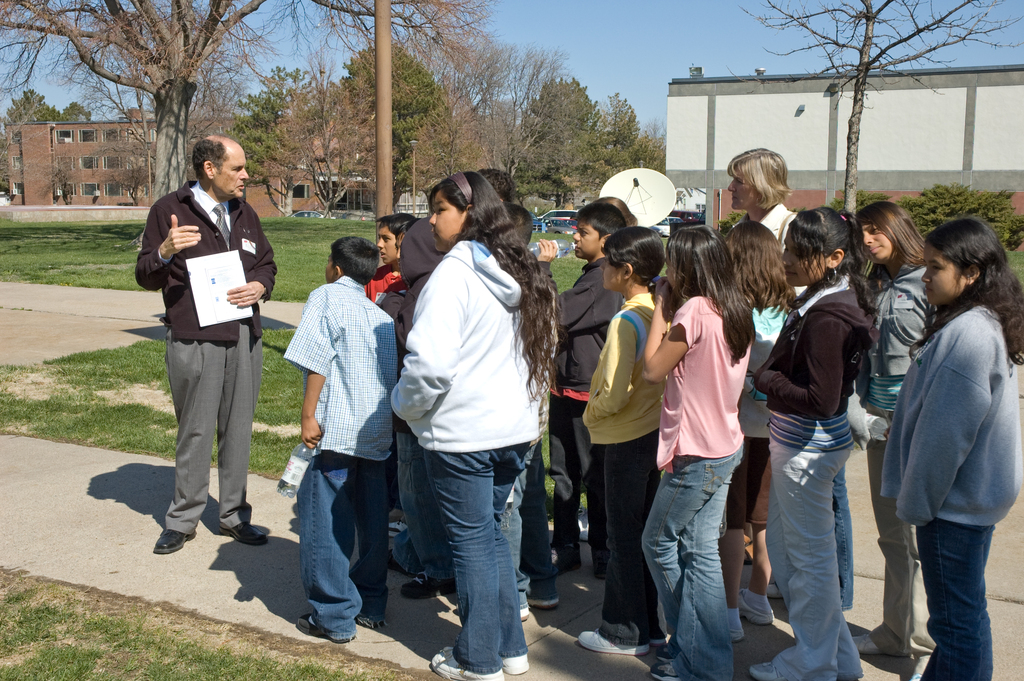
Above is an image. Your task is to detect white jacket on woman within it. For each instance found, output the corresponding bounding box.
[392,240,540,452]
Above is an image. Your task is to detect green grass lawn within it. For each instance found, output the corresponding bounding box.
[0,574,401,681]
[0,216,585,302]
[0,217,583,482]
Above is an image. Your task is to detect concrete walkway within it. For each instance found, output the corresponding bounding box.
[1,282,1023,680]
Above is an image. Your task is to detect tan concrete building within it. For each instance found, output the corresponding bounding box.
[666,64,1024,225]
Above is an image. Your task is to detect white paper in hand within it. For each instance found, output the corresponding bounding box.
[185,251,254,327]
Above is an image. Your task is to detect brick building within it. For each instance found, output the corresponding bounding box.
[5,118,328,217]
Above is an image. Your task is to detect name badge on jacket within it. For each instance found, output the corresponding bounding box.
[241,238,257,255]
[894,292,914,309]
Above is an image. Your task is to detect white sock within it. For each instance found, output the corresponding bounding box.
[746,590,771,611]
[728,607,741,630]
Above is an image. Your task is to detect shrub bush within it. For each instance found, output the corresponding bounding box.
[897,184,1024,250]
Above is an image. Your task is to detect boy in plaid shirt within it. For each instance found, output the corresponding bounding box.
[284,236,397,643]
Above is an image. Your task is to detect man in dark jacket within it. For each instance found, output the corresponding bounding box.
[136,136,277,555]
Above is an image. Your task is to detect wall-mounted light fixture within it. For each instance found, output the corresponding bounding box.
[796,104,806,116]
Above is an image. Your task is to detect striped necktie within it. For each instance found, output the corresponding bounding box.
[212,204,230,243]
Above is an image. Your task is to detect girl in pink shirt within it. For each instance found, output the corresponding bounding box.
[640,226,753,681]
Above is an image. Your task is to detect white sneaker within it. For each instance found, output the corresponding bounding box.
[577,629,649,656]
[853,633,885,655]
[431,647,504,680]
[503,653,529,675]
[730,625,745,642]
[578,508,589,543]
[749,662,786,681]
[765,581,782,599]
[520,605,529,622]
[738,588,774,625]
[388,519,407,537]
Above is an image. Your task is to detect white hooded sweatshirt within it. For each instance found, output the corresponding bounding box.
[392,240,541,452]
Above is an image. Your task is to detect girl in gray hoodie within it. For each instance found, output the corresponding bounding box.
[883,216,1024,681]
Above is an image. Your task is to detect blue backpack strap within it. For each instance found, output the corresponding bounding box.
[613,309,648,363]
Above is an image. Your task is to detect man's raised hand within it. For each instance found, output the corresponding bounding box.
[158,214,202,260]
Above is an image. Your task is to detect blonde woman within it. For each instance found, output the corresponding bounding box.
[726,149,794,243]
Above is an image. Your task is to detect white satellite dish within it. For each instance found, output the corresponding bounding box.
[599,168,677,227]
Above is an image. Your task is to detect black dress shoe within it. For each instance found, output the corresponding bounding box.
[297,613,354,643]
[154,528,196,555]
[220,522,268,545]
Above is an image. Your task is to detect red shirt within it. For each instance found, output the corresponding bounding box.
[365,265,406,304]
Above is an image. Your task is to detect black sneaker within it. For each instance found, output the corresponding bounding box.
[400,572,457,599]
[592,549,610,579]
[551,545,582,574]
[296,613,354,643]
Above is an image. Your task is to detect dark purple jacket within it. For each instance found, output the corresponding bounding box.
[135,184,276,342]
[754,288,878,419]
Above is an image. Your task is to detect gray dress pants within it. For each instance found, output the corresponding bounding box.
[164,324,262,533]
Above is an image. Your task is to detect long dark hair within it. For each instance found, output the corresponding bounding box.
[603,227,665,294]
[664,226,754,364]
[786,207,876,318]
[428,171,560,398]
[726,221,794,312]
[856,201,925,284]
[916,217,1024,364]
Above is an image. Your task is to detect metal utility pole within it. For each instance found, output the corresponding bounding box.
[375,0,392,218]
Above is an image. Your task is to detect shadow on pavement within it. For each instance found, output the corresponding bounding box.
[86,462,221,533]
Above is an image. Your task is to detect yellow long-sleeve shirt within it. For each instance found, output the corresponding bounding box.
[583,293,665,444]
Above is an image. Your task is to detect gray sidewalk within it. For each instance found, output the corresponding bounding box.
[1,282,1023,680]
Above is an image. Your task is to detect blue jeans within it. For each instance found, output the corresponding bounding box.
[833,464,854,611]
[601,430,664,647]
[425,444,530,675]
[392,432,454,579]
[642,446,741,681]
[298,451,389,638]
[917,518,994,681]
[500,440,558,607]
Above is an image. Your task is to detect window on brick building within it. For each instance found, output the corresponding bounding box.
[104,156,121,169]
[80,156,99,170]
[79,129,97,143]
[82,183,100,196]
[103,129,121,143]
[293,184,311,199]
[12,131,22,144]
[105,183,122,197]
[12,182,24,195]
[55,130,73,144]
[12,156,22,170]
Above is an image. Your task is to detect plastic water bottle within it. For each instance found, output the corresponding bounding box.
[528,239,573,259]
[277,444,314,498]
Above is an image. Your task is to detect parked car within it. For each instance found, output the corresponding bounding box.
[291,210,324,218]
[539,209,578,222]
[532,217,545,232]
[651,217,683,237]
[547,218,578,234]
[670,210,705,225]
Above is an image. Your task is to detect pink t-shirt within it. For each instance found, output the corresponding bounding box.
[657,296,750,471]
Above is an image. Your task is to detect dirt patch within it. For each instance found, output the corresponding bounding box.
[252,422,301,437]
[1,371,67,401]
[96,383,175,414]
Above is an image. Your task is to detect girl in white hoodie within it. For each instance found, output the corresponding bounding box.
[392,171,559,681]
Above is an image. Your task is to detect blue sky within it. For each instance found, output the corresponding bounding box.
[8,0,1024,124]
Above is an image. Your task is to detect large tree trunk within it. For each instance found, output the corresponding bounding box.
[153,78,198,199]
